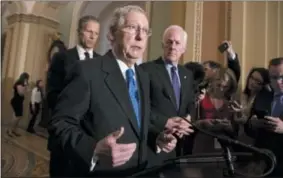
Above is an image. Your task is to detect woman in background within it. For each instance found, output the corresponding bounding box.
[27,79,44,133]
[241,68,270,122]
[193,67,239,153]
[7,72,30,137]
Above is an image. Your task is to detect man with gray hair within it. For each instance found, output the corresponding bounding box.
[140,25,195,166]
[48,5,177,177]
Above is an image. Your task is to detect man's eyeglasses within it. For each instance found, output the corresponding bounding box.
[122,25,152,37]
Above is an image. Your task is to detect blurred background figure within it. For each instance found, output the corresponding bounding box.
[7,72,30,137]
[27,79,44,134]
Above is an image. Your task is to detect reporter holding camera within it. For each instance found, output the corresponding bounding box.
[203,41,241,83]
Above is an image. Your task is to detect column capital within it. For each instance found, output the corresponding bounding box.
[7,13,59,29]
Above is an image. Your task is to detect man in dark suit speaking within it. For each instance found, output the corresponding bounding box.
[48,5,177,177]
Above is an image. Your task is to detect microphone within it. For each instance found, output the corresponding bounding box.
[181,117,277,177]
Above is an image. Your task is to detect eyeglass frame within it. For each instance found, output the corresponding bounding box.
[120,24,152,37]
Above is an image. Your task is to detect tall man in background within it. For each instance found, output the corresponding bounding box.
[46,15,101,177]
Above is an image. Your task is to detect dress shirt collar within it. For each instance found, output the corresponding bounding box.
[76,44,93,60]
[163,57,178,70]
[111,50,136,80]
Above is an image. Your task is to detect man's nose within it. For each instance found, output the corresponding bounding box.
[135,31,143,41]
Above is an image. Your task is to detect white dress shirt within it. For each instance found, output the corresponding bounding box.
[76,45,93,60]
[31,87,42,104]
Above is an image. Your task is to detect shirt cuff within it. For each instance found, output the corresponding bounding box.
[156,145,161,153]
[228,52,236,60]
[90,152,99,172]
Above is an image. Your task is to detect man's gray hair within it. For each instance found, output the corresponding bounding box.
[162,25,188,45]
[108,5,147,35]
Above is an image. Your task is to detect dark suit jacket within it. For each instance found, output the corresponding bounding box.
[140,57,195,131]
[48,51,158,176]
[245,89,283,175]
[140,57,195,164]
[47,47,100,110]
[227,54,241,83]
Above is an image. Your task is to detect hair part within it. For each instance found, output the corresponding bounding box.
[77,15,100,33]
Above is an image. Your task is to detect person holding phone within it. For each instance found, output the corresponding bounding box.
[245,57,283,177]
[203,41,241,83]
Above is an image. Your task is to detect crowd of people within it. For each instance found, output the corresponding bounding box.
[6,5,283,178]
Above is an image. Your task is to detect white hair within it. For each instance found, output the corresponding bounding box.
[162,25,188,45]
[108,5,146,35]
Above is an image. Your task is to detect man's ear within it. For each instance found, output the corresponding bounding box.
[107,32,115,41]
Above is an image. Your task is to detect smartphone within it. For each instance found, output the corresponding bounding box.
[255,110,268,119]
[218,42,229,53]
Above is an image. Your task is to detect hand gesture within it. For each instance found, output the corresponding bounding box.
[228,100,243,113]
[156,129,177,153]
[165,116,194,138]
[265,116,283,134]
[94,127,137,167]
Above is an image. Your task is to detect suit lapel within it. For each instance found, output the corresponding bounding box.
[93,51,100,58]
[155,57,177,109]
[68,47,80,61]
[178,66,189,114]
[102,51,140,136]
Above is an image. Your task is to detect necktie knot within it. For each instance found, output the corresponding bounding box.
[84,52,90,60]
[171,66,177,72]
[126,68,135,80]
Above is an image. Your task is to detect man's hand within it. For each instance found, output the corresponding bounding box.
[265,116,283,134]
[250,115,270,130]
[197,89,206,101]
[165,116,194,138]
[94,127,137,167]
[156,129,177,153]
[221,40,235,58]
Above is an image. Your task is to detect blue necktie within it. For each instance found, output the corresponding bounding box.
[171,66,180,110]
[126,69,140,128]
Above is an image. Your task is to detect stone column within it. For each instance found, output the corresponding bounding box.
[1,13,59,128]
[183,2,204,64]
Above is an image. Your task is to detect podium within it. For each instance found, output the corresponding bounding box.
[131,153,255,178]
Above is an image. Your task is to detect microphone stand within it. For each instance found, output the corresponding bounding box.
[222,145,235,177]
[181,118,277,177]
